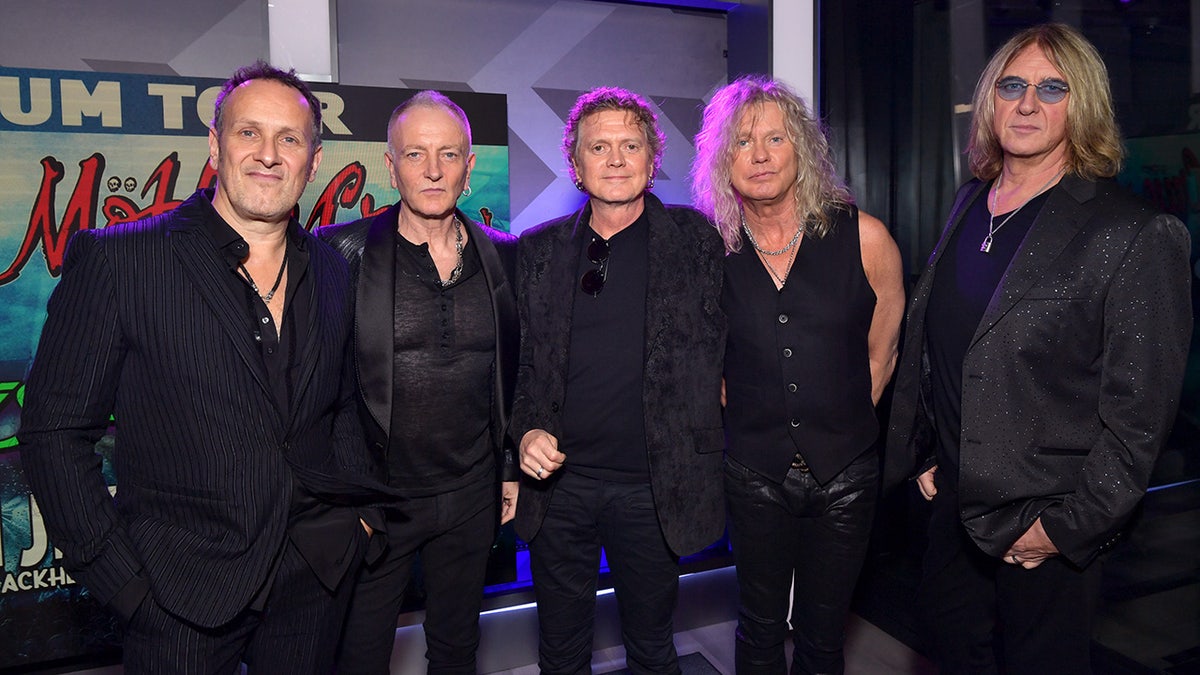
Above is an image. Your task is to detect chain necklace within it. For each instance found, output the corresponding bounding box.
[759,241,799,289]
[741,212,803,256]
[981,167,1065,253]
[238,254,287,303]
[438,216,465,287]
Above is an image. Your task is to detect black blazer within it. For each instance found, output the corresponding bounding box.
[886,175,1191,567]
[511,193,727,557]
[18,191,377,628]
[317,204,520,483]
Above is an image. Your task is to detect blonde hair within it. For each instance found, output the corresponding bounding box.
[967,23,1124,180]
[691,75,851,253]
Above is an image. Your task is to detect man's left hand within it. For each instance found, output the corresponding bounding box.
[1003,517,1058,569]
[500,481,519,525]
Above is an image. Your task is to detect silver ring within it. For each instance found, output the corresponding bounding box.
[536,467,544,478]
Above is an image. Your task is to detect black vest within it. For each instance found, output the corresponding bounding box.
[722,205,877,485]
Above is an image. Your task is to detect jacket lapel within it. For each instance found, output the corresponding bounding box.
[643,194,680,360]
[915,181,989,309]
[168,219,273,400]
[356,206,400,436]
[545,206,588,384]
[468,216,518,447]
[290,237,323,421]
[970,174,1094,347]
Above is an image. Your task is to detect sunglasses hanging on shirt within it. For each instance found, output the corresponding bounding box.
[580,236,610,296]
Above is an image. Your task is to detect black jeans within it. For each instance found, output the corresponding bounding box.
[724,451,878,675]
[528,471,681,675]
[335,477,496,675]
[919,485,1102,674]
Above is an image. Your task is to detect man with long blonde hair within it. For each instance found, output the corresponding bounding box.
[887,23,1190,673]
[692,75,904,674]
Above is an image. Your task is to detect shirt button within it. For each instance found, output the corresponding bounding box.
[778,314,789,324]
[782,348,793,358]
[790,419,800,428]
[787,383,798,393]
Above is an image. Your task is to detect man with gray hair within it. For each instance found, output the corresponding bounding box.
[319,90,519,675]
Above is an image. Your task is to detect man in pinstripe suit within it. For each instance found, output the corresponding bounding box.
[19,62,382,674]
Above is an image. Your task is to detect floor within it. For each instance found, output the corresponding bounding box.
[484,614,936,675]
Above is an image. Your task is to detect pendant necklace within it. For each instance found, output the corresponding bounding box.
[981,167,1065,253]
[759,243,799,289]
[238,254,287,303]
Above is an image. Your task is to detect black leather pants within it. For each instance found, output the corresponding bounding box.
[724,451,878,675]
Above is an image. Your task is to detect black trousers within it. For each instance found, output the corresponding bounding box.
[528,471,682,675]
[919,486,1102,674]
[122,532,366,675]
[335,476,496,675]
[724,451,878,675]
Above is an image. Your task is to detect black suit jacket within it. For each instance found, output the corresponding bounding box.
[317,204,520,483]
[511,193,727,557]
[886,175,1191,567]
[19,190,378,628]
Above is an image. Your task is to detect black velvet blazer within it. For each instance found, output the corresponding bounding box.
[510,193,727,557]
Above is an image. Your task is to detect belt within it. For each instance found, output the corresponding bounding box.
[790,452,810,473]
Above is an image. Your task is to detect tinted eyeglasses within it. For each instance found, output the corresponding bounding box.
[995,77,1070,104]
[580,236,610,296]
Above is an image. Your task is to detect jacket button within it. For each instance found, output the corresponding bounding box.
[782,348,793,358]
[778,314,789,324]
[787,383,798,393]
[790,419,800,428]
[550,402,560,413]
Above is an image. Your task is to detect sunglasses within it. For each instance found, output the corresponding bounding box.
[580,236,610,296]
[995,77,1070,104]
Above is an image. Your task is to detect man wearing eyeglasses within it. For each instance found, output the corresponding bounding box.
[510,87,725,675]
[886,23,1190,674]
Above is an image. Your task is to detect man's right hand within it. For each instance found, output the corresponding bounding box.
[917,465,938,501]
[520,429,565,480]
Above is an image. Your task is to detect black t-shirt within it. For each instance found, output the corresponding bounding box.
[560,211,651,482]
[925,185,1052,491]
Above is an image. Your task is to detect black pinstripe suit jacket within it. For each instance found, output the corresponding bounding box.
[19,190,376,628]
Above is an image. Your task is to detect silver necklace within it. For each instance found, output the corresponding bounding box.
[981,168,1065,253]
[741,213,803,256]
[760,240,799,289]
[438,216,465,287]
